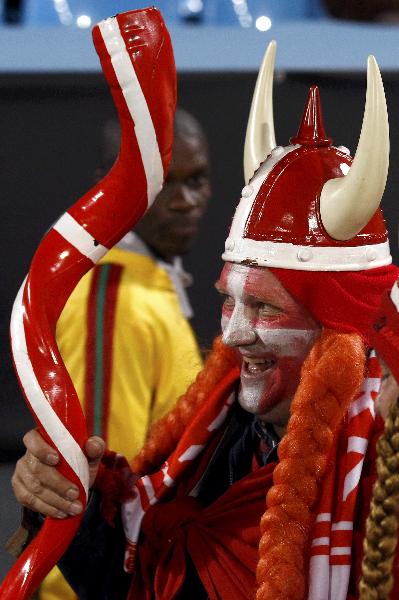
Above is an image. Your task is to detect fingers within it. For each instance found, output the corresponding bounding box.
[13,431,106,516]
[12,454,84,518]
[23,429,59,466]
[13,428,88,518]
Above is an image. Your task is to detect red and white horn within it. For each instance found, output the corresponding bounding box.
[0,8,176,599]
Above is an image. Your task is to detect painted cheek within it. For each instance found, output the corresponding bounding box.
[255,326,316,358]
[221,312,230,334]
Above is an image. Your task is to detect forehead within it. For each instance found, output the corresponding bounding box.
[170,133,208,170]
[217,262,300,307]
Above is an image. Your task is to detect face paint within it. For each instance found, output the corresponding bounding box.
[216,263,321,428]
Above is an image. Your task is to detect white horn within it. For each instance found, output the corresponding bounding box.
[319,56,389,241]
[243,40,277,185]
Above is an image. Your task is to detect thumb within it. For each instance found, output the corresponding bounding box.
[85,436,105,462]
[85,436,105,487]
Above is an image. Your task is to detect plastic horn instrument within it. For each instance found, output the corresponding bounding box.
[0,8,176,599]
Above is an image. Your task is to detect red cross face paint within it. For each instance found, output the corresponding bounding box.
[216,263,321,428]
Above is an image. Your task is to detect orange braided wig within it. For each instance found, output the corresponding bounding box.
[257,329,366,600]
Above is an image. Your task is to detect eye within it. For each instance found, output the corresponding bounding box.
[220,294,235,310]
[258,302,282,319]
[185,171,209,189]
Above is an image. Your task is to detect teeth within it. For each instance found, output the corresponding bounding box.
[243,357,267,364]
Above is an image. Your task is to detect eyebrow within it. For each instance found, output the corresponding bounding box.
[246,293,282,310]
[214,283,282,310]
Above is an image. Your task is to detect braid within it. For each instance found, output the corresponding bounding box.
[359,396,399,599]
[256,329,366,600]
[132,336,239,475]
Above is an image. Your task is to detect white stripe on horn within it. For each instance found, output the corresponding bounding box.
[53,212,109,263]
[99,17,164,207]
[10,278,89,497]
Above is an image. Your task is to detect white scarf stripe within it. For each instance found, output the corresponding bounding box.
[316,513,331,522]
[343,458,365,502]
[10,279,89,496]
[347,436,368,455]
[98,17,163,207]
[308,556,331,600]
[349,389,376,418]
[330,565,351,600]
[308,363,379,599]
[178,444,206,462]
[141,475,157,505]
[121,497,145,545]
[331,521,353,531]
[331,547,351,556]
[312,537,330,547]
[162,464,175,487]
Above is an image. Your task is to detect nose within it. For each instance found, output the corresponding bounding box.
[168,183,198,211]
[222,303,257,347]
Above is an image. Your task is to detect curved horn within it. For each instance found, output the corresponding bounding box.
[243,40,276,184]
[319,56,389,241]
[0,9,176,599]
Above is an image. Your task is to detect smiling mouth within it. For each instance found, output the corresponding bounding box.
[242,356,276,376]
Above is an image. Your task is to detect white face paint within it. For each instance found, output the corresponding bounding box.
[216,263,321,429]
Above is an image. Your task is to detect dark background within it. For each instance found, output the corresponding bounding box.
[1,69,399,576]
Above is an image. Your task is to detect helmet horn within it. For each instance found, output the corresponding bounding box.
[319,56,389,241]
[243,40,276,184]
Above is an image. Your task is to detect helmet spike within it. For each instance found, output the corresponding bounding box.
[243,40,277,184]
[290,85,331,146]
[319,56,389,241]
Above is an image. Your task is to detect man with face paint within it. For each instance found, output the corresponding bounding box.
[217,264,320,436]
[11,43,399,600]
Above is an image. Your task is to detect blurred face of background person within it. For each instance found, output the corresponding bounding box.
[97,108,211,263]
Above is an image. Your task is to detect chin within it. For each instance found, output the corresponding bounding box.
[238,385,280,415]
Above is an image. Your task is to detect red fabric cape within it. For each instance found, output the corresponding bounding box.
[129,457,275,600]
[119,396,398,600]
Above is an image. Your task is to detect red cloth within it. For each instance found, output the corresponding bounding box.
[94,450,137,526]
[124,415,399,600]
[270,265,399,345]
[370,284,399,382]
[128,462,275,600]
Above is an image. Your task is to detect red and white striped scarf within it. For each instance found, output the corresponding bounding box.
[121,353,380,599]
[308,350,381,599]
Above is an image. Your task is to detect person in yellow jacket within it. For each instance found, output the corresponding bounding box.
[40,109,211,599]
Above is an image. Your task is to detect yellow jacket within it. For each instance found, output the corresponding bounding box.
[40,245,202,600]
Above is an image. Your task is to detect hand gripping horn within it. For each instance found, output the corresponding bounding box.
[0,8,176,599]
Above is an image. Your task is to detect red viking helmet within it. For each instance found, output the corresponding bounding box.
[222,42,391,271]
